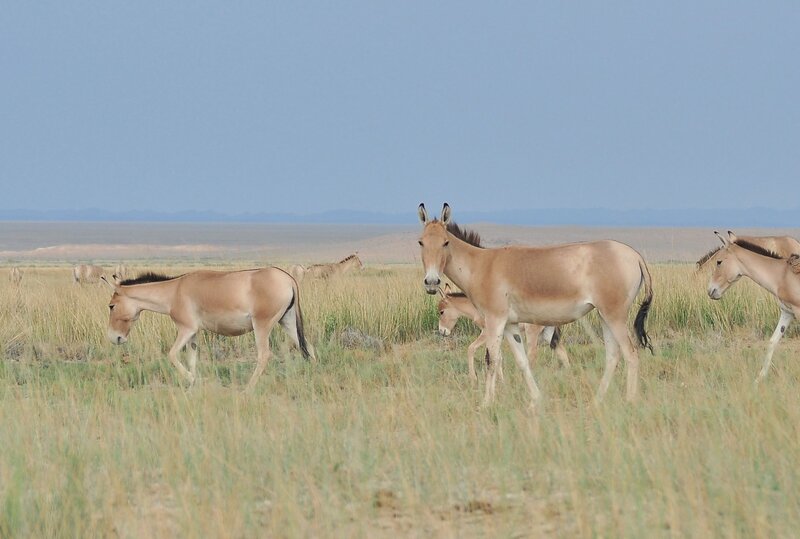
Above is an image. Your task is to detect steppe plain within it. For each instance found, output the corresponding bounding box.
[2,222,800,537]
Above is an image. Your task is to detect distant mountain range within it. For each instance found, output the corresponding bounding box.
[0,207,797,227]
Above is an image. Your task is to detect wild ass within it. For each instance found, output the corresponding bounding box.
[304,254,364,279]
[437,282,572,382]
[73,264,106,284]
[104,268,315,390]
[707,231,800,382]
[9,267,22,285]
[418,203,653,408]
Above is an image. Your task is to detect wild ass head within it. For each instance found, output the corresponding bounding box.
[417,203,452,295]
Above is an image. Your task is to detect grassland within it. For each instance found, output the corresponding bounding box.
[1,264,799,537]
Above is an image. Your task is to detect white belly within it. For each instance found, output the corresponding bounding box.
[199,312,254,336]
[508,299,594,326]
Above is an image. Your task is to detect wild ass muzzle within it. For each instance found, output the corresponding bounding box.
[104,268,315,391]
[418,203,653,410]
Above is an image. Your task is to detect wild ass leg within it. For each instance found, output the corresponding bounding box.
[756,308,794,383]
[246,312,282,392]
[481,319,506,407]
[602,314,640,402]
[523,324,545,368]
[466,330,487,382]
[544,326,572,369]
[187,334,200,384]
[579,317,602,346]
[168,326,197,386]
[527,325,571,368]
[595,319,621,404]
[504,324,543,408]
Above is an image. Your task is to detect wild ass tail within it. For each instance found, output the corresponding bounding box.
[285,279,314,361]
[633,257,654,354]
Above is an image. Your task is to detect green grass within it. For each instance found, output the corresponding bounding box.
[1,265,799,537]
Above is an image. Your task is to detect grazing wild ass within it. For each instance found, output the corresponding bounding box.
[104,268,315,390]
[304,254,364,279]
[437,282,572,382]
[9,267,22,285]
[418,203,653,408]
[73,264,106,284]
[697,233,800,269]
[707,231,800,382]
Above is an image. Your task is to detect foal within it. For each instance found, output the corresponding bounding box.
[105,268,315,390]
[437,284,571,382]
[707,231,800,382]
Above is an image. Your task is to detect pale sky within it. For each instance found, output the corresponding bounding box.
[1,2,798,217]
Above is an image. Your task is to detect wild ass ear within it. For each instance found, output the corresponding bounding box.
[714,231,729,247]
[100,275,116,290]
[727,230,738,244]
[437,286,445,298]
[441,203,451,225]
[418,203,428,224]
[443,282,452,295]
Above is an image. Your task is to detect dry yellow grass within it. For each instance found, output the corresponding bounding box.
[1,264,799,537]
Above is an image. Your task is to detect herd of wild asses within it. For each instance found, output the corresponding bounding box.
[5,203,800,409]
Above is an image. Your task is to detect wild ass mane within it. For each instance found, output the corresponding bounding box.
[734,239,783,260]
[445,221,483,249]
[696,247,722,268]
[120,272,182,286]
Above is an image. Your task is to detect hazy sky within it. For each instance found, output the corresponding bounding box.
[1,2,798,216]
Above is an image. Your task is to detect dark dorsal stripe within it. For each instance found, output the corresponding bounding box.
[446,222,483,248]
[120,272,181,286]
[734,239,783,260]
[446,291,468,298]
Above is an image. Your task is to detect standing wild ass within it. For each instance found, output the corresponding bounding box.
[418,203,653,409]
[104,268,315,390]
[707,231,800,382]
[9,267,23,285]
[304,254,364,279]
[73,264,106,284]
